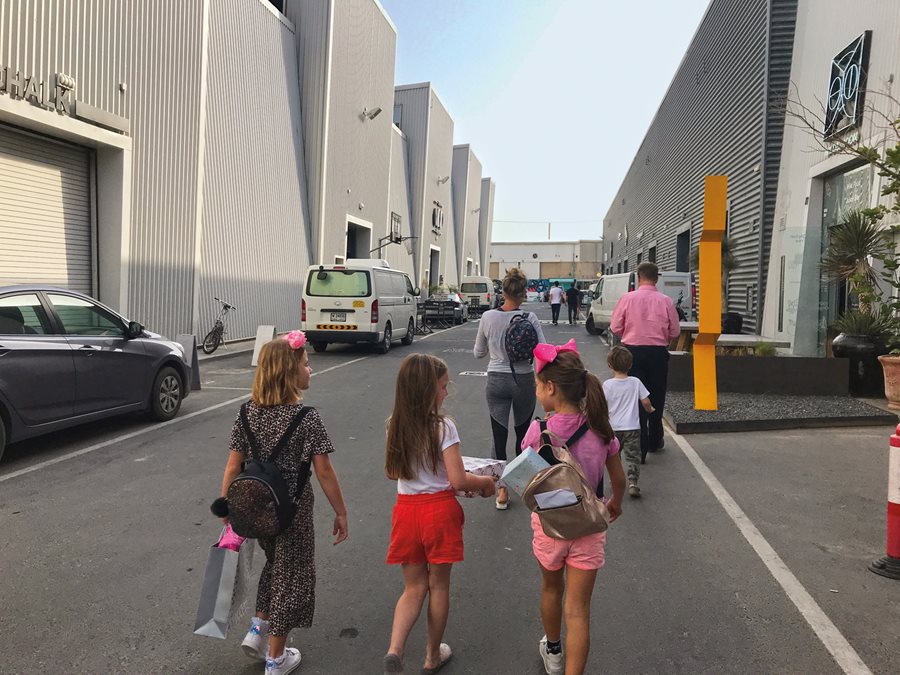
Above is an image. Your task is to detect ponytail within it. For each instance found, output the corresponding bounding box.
[536,351,614,442]
[583,371,613,442]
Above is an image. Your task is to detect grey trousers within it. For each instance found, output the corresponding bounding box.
[486,371,536,461]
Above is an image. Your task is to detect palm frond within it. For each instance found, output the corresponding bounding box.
[820,210,891,288]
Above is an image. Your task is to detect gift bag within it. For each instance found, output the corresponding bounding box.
[193,527,257,639]
[456,457,506,497]
[500,447,551,496]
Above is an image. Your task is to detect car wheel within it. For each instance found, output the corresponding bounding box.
[378,323,392,354]
[586,314,600,336]
[202,328,222,354]
[0,419,6,464]
[312,342,328,353]
[148,366,183,421]
[401,318,414,346]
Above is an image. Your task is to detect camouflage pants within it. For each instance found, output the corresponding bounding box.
[616,430,641,485]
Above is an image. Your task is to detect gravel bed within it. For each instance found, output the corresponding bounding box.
[665,392,896,433]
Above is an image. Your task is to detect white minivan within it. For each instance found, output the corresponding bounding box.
[301,259,419,354]
[585,271,694,335]
[459,275,494,314]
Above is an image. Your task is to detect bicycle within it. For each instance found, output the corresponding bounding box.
[202,296,237,354]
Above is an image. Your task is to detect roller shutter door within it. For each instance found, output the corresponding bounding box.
[0,126,93,293]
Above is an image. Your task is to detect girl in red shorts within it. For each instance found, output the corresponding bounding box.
[522,340,626,675]
[382,354,497,675]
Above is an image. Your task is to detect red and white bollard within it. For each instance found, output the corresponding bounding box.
[869,423,900,579]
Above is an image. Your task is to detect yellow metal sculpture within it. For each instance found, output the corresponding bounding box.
[694,176,728,411]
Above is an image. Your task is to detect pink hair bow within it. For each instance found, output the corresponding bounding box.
[533,339,579,374]
[283,330,307,350]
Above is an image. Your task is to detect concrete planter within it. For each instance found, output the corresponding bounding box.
[878,355,900,410]
[668,353,849,396]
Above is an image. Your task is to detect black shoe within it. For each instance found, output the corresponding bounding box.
[656,439,666,452]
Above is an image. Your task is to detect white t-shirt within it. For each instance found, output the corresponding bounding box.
[549,286,565,304]
[397,418,461,494]
[603,376,649,431]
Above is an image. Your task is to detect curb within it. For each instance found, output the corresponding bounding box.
[663,410,897,434]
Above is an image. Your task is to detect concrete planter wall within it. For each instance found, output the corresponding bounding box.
[668,353,849,396]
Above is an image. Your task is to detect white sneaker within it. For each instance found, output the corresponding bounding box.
[240,621,268,661]
[265,647,302,675]
[539,635,564,675]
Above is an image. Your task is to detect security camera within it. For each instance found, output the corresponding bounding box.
[363,107,382,120]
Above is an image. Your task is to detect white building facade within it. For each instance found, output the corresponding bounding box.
[762,2,900,356]
[0,0,496,341]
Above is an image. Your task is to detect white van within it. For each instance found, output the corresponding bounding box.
[302,259,419,354]
[585,271,694,335]
[459,275,494,313]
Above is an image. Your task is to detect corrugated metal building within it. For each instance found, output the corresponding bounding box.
[601,0,798,334]
[762,1,900,355]
[451,144,484,279]
[0,0,496,340]
[393,83,461,290]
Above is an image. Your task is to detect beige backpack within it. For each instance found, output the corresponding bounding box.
[522,420,609,540]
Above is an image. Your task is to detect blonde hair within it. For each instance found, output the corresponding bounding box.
[252,339,305,406]
[385,354,449,480]
[502,267,528,302]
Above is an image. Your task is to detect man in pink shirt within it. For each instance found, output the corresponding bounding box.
[610,262,680,461]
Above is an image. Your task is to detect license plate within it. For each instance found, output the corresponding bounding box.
[330,312,347,322]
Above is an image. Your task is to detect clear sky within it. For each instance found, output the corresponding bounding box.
[379,0,710,242]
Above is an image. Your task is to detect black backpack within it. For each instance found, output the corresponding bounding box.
[222,404,314,539]
[503,310,540,382]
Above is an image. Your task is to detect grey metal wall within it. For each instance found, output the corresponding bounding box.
[394,84,431,284]
[321,0,396,264]
[384,125,415,276]
[422,90,456,288]
[602,0,797,333]
[451,145,483,278]
[287,0,329,263]
[479,177,495,275]
[0,0,206,339]
[198,0,312,340]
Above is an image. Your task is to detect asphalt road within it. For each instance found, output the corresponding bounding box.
[1,304,898,674]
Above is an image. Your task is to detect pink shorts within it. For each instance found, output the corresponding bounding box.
[530,512,606,571]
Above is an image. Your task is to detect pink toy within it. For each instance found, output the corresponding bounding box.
[217,524,245,552]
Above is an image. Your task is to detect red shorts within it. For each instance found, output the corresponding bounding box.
[386,490,465,565]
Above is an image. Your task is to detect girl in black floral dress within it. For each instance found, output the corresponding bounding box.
[219,332,348,675]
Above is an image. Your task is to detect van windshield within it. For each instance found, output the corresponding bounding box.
[460,283,488,293]
[306,270,371,297]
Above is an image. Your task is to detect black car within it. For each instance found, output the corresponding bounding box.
[0,286,192,461]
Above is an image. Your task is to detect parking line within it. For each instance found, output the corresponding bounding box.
[0,355,370,484]
[668,428,873,675]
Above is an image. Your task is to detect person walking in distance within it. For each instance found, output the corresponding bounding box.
[603,346,655,498]
[548,282,565,325]
[609,262,680,462]
[565,283,580,325]
[474,267,546,509]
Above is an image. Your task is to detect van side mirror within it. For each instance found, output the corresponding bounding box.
[127,321,144,339]
[413,287,421,297]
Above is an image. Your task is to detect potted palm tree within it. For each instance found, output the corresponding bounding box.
[824,210,893,396]
[691,236,740,332]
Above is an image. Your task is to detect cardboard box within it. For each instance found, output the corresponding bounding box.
[457,456,506,498]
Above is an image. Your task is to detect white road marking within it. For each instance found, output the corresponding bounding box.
[0,355,370,483]
[201,386,249,391]
[417,323,468,341]
[668,428,873,675]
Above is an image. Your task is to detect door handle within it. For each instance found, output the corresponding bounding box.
[78,345,101,354]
